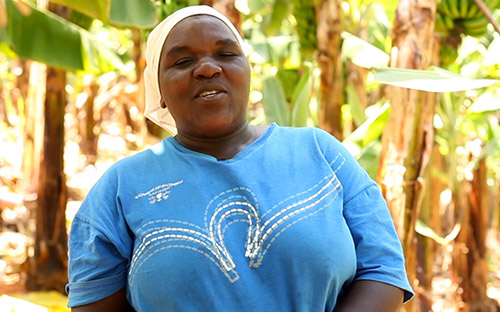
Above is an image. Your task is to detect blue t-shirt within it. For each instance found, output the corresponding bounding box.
[67,123,414,311]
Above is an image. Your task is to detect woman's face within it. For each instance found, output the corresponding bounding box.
[158,15,251,138]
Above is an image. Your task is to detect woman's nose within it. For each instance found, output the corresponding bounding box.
[193,58,221,78]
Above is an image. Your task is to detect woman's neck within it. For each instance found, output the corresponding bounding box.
[174,123,268,160]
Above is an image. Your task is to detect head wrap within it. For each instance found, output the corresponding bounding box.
[144,5,245,135]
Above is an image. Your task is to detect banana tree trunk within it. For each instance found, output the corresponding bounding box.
[453,157,499,311]
[26,65,68,292]
[121,28,148,146]
[376,0,438,310]
[14,59,30,114]
[315,0,343,140]
[416,149,438,312]
[22,61,45,196]
[78,77,99,164]
[26,3,68,292]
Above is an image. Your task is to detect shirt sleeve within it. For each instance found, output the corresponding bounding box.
[66,165,133,307]
[314,128,415,302]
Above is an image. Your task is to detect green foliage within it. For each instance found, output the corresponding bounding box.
[261,0,291,36]
[342,1,392,53]
[342,31,389,68]
[416,220,461,246]
[344,102,390,148]
[49,0,157,28]
[291,0,317,59]
[439,43,459,68]
[262,76,289,125]
[372,66,499,92]
[342,102,390,178]
[436,0,500,37]
[1,0,123,73]
[244,4,314,127]
[156,0,201,21]
[290,64,313,127]
[68,10,93,30]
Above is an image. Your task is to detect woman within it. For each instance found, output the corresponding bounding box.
[66,5,414,311]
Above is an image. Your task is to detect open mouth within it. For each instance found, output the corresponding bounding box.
[198,90,223,98]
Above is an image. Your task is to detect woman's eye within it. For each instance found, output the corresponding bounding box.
[218,52,237,58]
[173,58,192,66]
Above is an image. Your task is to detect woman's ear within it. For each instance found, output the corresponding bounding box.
[160,100,167,109]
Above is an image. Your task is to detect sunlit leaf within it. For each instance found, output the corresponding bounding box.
[364,0,397,23]
[484,36,500,67]
[480,136,500,159]
[416,220,461,246]
[49,0,157,28]
[343,102,390,147]
[262,76,289,125]
[346,84,365,126]
[108,0,156,28]
[80,31,124,74]
[1,0,123,73]
[261,0,290,36]
[290,65,312,127]
[235,0,267,15]
[356,140,381,179]
[372,66,499,92]
[1,291,70,312]
[5,0,82,69]
[467,90,500,115]
[342,31,389,68]
[0,295,47,312]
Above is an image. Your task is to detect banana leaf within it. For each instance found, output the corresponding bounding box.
[290,64,312,127]
[342,31,389,69]
[346,83,365,127]
[343,102,390,147]
[261,0,291,36]
[356,140,381,179]
[1,0,123,74]
[372,66,499,92]
[416,219,461,246]
[235,0,267,15]
[262,76,289,125]
[49,0,157,28]
[467,88,500,115]
[364,0,398,24]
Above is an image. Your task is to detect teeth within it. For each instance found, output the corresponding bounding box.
[200,90,219,97]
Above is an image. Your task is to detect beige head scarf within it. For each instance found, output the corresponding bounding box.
[144,5,246,135]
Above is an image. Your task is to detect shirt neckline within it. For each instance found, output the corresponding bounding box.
[166,123,277,163]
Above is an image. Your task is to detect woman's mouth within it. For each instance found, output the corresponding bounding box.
[199,90,222,98]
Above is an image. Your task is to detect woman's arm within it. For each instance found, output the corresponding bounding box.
[334,280,404,312]
[71,287,135,312]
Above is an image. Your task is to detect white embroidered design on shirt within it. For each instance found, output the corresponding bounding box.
[134,180,183,204]
[129,175,341,284]
[129,153,346,284]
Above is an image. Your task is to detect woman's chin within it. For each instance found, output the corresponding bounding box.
[180,119,245,138]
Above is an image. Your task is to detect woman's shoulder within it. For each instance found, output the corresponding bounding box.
[271,124,341,147]
[272,124,332,136]
[111,138,171,168]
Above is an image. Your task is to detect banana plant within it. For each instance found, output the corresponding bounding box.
[49,0,157,28]
[0,0,157,73]
[244,0,315,127]
[342,102,390,178]
[260,62,314,127]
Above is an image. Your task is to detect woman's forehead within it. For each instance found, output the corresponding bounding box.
[165,15,235,43]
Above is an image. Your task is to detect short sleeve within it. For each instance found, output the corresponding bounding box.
[343,185,414,302]
[314,128,414,302]
[66,166,133,307]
